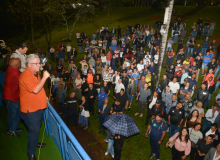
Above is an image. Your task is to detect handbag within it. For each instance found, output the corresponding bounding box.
[168,139,176,148]
[84,110,90,117]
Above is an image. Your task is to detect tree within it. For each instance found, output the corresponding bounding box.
[155,0,174,89]
[60,0,99,40]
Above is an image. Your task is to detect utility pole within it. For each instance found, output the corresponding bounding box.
[30,0,34,51]
[155,0,174,89]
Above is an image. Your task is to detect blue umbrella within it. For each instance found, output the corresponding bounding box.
[103,113,140,137]
[84,47,93,51]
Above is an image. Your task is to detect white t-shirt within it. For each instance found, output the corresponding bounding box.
[91,40,97,45]
[67,46,71,52]
[76,33,80,38]
[101,56,106,63]
[51,77,60,87]
[115,83,125,93]
[154,55,159,64]
[168,82,180,94]
[149,97,157,109]
[137,64,144,72]
[98,40,103,46]
[124,62,130,68]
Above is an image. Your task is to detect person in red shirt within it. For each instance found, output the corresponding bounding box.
[106,51,112,66]
[2,58,23,137]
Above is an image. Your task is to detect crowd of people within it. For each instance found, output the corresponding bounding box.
[2,10,220,160]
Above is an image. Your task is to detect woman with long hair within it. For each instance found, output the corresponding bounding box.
[189,123,203,160]
[166,127,191,160]
[184,109,201,128]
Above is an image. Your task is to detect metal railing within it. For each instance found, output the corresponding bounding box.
[44,101,91,160]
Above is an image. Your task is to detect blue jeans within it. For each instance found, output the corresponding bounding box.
[66,110,77,126]
[150,138,160,159]
[106,139,114,156]
[67,52,70,59]
[59,58,64,66]
[204,94,211,107]
[78,46,82,53]
[133,44,136,51]
[202,119,212,132]
[99,114,107,130]
[20,109,44,155]
[214,66,220,77]
[3,99,20,132]
[215,81,220,93]
[57,72,62,78]
[166,47,172,52]
[187,48,194,58]
[58,102,65,115]
[174,35,178,44]
[128,94,134,102]
[209,29,214,37]
[202,48,207,56]
[106,61,111,65]
[203,32,208,40]
[78,115,88,126]
[102,62,106,67]
[169,123,180,138]
[165,57,174,67]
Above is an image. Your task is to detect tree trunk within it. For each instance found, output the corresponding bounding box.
[30,0,34,51]
[155,0,174,89]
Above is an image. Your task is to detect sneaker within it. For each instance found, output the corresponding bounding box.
[104,139,108,143]
[134,113,139,116]
[112,155,114,158]
[149,153,156,159]
[140,114,143,117]
[105,152,108,156]
[58,112,62,114]
[128,108,131,112]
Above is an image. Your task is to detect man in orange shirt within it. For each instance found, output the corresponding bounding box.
[19,54,50,160]
[203,68,214,82]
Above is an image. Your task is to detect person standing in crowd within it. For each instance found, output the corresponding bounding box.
[202,104,219,132]
[88,83,98,115]
[114,89,128,110]
[64,92,78,126]
[97,87,108,118]
[10,43,28,72]
[145,114,167,160]
[78,96,89,130]
[127,79,137,112]
[57,84,66,116]
[99,98,110,134]
[19,54,50,160]
[168,101,184,138]
[114,79,125,94]
[188,123,203,160]
[194,83,209,104]
[162,85,173,106]
[135,83,151,117]
[168,77,180,95]
[203,123,220,146]
[166,127,191,160]
[204,143,220,160]
[196,135,215,160]
[3,58,23,137]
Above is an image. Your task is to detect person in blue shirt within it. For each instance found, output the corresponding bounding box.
[97,87,108,118]
[92,32,97,39]
[202,37,210,56]
[130,68,140,85]
[201,52,211,76]
[145,114,167,160]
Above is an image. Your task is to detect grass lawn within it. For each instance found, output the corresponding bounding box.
[4,6,220,160]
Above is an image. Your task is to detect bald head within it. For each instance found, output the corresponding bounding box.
[9,58,21,70]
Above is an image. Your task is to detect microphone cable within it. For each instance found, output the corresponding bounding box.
[37,72,52,160]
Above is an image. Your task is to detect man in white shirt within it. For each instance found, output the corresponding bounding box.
[168,77,180,95]
[66,44,72,59]
[137,60,144,74]
[91,39,97,45]
[10,43,28,72]
[202,104,219,132]
[76,32,80,41]
[114,79,125,94]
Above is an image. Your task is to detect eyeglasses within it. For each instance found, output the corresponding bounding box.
[30,63,41,65]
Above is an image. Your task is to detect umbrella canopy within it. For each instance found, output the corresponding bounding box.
[84,47,93,51]
[123,54,134,58]
[103,113,140,137]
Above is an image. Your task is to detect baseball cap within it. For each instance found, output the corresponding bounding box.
[213,103,219,108]
[156,99,161,104]
[101,87,104,91]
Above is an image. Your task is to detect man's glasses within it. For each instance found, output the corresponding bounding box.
[30,63,41,65]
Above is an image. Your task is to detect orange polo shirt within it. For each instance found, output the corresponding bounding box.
[19,67,47,113]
